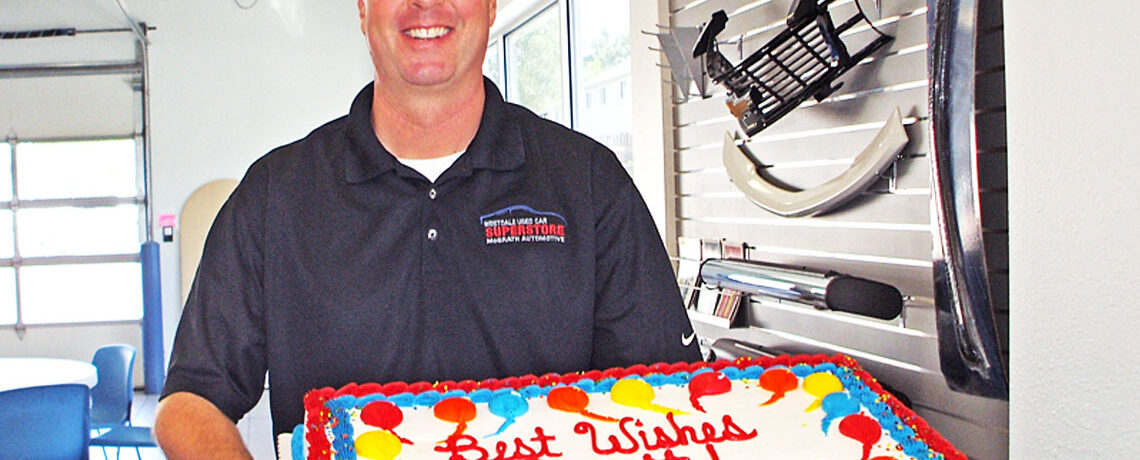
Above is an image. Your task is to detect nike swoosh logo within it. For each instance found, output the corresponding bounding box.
[681,331,696,347]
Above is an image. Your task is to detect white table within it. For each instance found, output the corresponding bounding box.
[0,357,98,393]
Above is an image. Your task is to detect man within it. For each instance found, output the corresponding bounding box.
[154,0,699,457]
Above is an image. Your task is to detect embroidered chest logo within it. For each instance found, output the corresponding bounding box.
[480,205,567,245]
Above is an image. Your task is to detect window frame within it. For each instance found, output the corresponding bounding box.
[1,134,147,328]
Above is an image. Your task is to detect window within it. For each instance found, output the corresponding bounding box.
[505,4,566,125]
[1,138,144,326]
[484,38,505,91]
[488,0,633,171]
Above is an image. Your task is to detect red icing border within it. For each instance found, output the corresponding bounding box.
[302,354,966,460]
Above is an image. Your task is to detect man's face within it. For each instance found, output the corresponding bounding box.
[358,0,497,89]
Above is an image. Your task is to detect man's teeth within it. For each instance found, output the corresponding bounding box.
[405,27,451,39]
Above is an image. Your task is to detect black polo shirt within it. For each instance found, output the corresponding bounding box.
[162,79,700,438]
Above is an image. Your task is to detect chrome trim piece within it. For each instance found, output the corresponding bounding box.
[0,62,141,79]
[928,0,1007,398]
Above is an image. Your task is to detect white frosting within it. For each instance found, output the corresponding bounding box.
[290,371,942,460]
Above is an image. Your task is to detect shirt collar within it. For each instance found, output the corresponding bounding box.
[343,78,525,184]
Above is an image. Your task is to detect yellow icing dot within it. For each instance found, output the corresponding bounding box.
[802,372,843,412]
[355,430,401,460]
[610,379,686,415]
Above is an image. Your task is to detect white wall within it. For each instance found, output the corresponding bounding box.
[134,0,373,366]
[1005,1,1140,458]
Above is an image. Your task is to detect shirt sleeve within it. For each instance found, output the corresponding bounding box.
[589,154,702,369]
[159,167,269,423]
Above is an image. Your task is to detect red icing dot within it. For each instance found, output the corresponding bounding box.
[559,374,584,385]
[668,362,692,374]
[407,381,432,393]
[626,364,650,376]
[547,386,617,422]
[479,378,504,391]
[455,380,478,392]
[518,374,538,387]
[758,368,798,406]
[710,360,732,371]
[360,400,403,430]
[838,414,881,460]
[547,386,589,413]
[538,373,561,387]
[688,371,732,412]
[602,367,629,379]
[380,381,408,396]
[434,397,477,439]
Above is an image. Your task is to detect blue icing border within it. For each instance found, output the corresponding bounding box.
[329,406,355,460]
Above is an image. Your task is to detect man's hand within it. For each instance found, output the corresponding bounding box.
[154,392,254,460]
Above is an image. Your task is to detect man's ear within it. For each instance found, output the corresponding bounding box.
[488,0,497,27]
[357,0,367,34]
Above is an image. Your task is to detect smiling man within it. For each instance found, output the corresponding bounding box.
[154,0,698,458]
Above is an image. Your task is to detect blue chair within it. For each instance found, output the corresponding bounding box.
[91,345,135,431]
[88,344,156,459]
[0,383,91,460]
[89,426,157,460]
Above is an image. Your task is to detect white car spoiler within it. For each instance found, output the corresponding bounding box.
[722,108,909,217]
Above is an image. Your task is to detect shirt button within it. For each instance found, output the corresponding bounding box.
[428,188,437,200]
[427,228,438,241]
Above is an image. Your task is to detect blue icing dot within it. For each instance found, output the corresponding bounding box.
[740,365,764,379]
[819,393,860,434]
[790,364,814,377]
[388,393,415,407]
[486,392,529,438]
[690,367,713,377]
[357,394,389,407]
[645,374,668,386]
[594,377,617,393]
[720,367,741,380]
[414,391,443,407]
[326,396,357,411]
[519,385,546,398]
[441,389,468,400]
[468,389,494,403]
[489,392,528,418]
[573,380,596,393]
[813,363,838,373]
[663,374,689,386]
[671,371,692,381]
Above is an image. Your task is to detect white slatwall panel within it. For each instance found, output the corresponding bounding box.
[663,0,1009,458]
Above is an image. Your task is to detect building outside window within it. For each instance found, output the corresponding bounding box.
[488,0,633,171]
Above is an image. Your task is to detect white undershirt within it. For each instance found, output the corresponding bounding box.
[394,150,465,183]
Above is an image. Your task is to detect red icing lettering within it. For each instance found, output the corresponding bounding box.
[574,414,757,456]
[434,428,561,460]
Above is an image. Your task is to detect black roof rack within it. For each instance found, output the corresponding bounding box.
[693,0,892,136]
